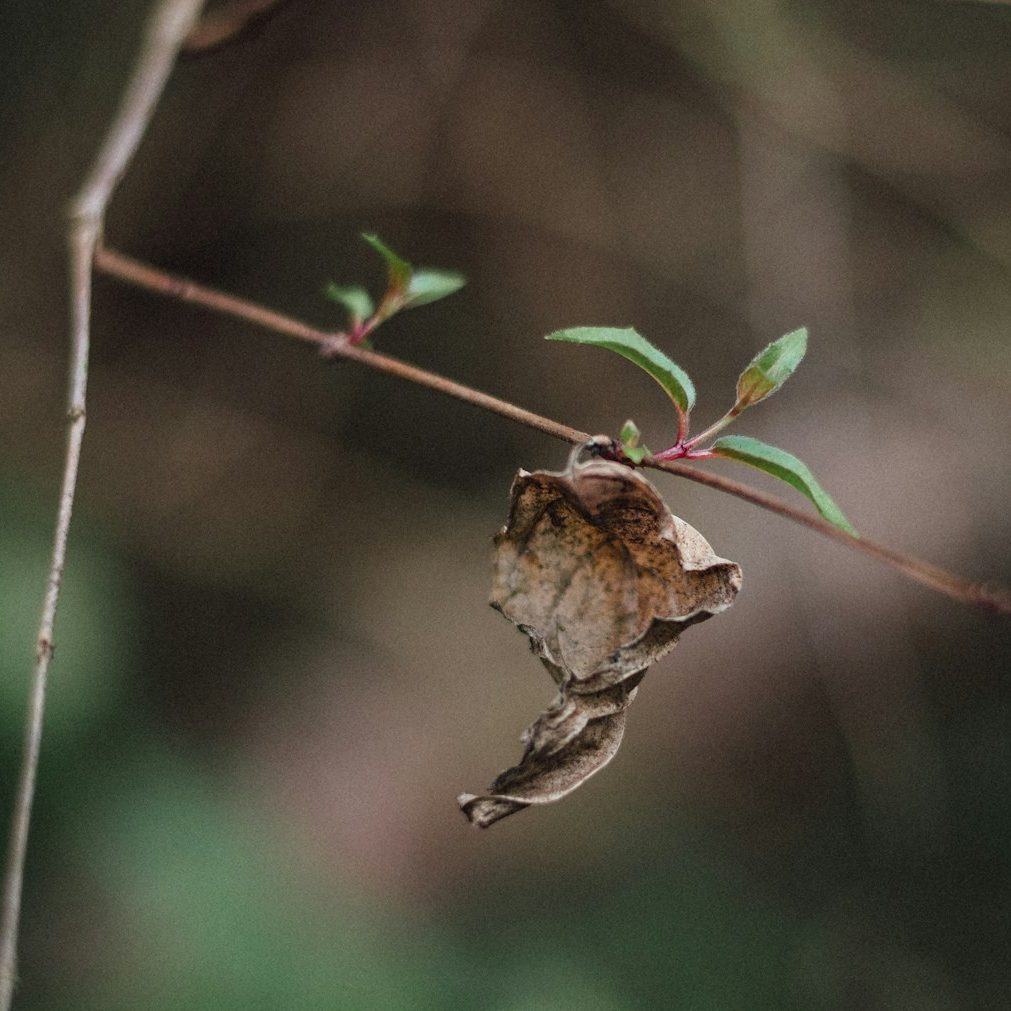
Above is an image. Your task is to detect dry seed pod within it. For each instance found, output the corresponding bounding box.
[459,445,742,828]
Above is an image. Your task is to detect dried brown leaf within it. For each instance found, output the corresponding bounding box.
[459,447,742,828]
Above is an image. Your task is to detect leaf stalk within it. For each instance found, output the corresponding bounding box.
[683,406,741,451]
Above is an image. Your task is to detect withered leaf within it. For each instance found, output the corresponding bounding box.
[459,445,742,829]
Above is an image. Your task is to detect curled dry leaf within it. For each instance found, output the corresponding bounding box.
[459,445,742,828]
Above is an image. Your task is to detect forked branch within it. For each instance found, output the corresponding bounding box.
[0,3,204,1008]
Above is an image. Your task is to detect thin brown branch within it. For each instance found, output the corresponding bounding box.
[94,245,583,445]
[183,0,291,53]
[0,4,204,1008]
[93,244,1011,618]
[647,458,1010,613]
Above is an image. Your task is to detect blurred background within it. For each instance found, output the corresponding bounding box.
[2,1,1011,1007]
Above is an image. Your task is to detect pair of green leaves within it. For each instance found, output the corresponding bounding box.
[324,234,465,336]
[546,325,856,535]
[546,325,806,428]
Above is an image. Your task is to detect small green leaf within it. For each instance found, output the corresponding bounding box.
[619,419,641,446]
[619,418,650,464]
[322,283,374,322]
[735,327,807,410]
[710,434,857,535]
[404,269,466,308]
[361,233,412,291]
[545,327,696,415]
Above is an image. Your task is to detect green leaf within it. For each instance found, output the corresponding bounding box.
[361,235,465,317]
[710,434,857,535]
[361,233,412,291]
[404,269,466,308]
[544,327,696,415]
[619,418,650,464]
[619,419,641,446]
[322,283,374,322]
[735,327,807,410]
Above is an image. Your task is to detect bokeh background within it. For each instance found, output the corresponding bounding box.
[2,1,1011,1008]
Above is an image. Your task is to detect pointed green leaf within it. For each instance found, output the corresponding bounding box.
[735,327,807,410]
[322,283,374,322]
[619,418,650,464]
[361,233,412,291]
[404,268,466,309]
[619,419,641,446]
[545,327,696,414]
[710,434,857,535]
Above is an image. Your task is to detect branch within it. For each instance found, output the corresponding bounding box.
[93,245,1011,617]
[183,0,291,53]
[0,3,204,1008]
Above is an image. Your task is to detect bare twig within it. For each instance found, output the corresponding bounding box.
[183,0,291,53]
[94,244,1011,617]
[0,3,203,1008]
